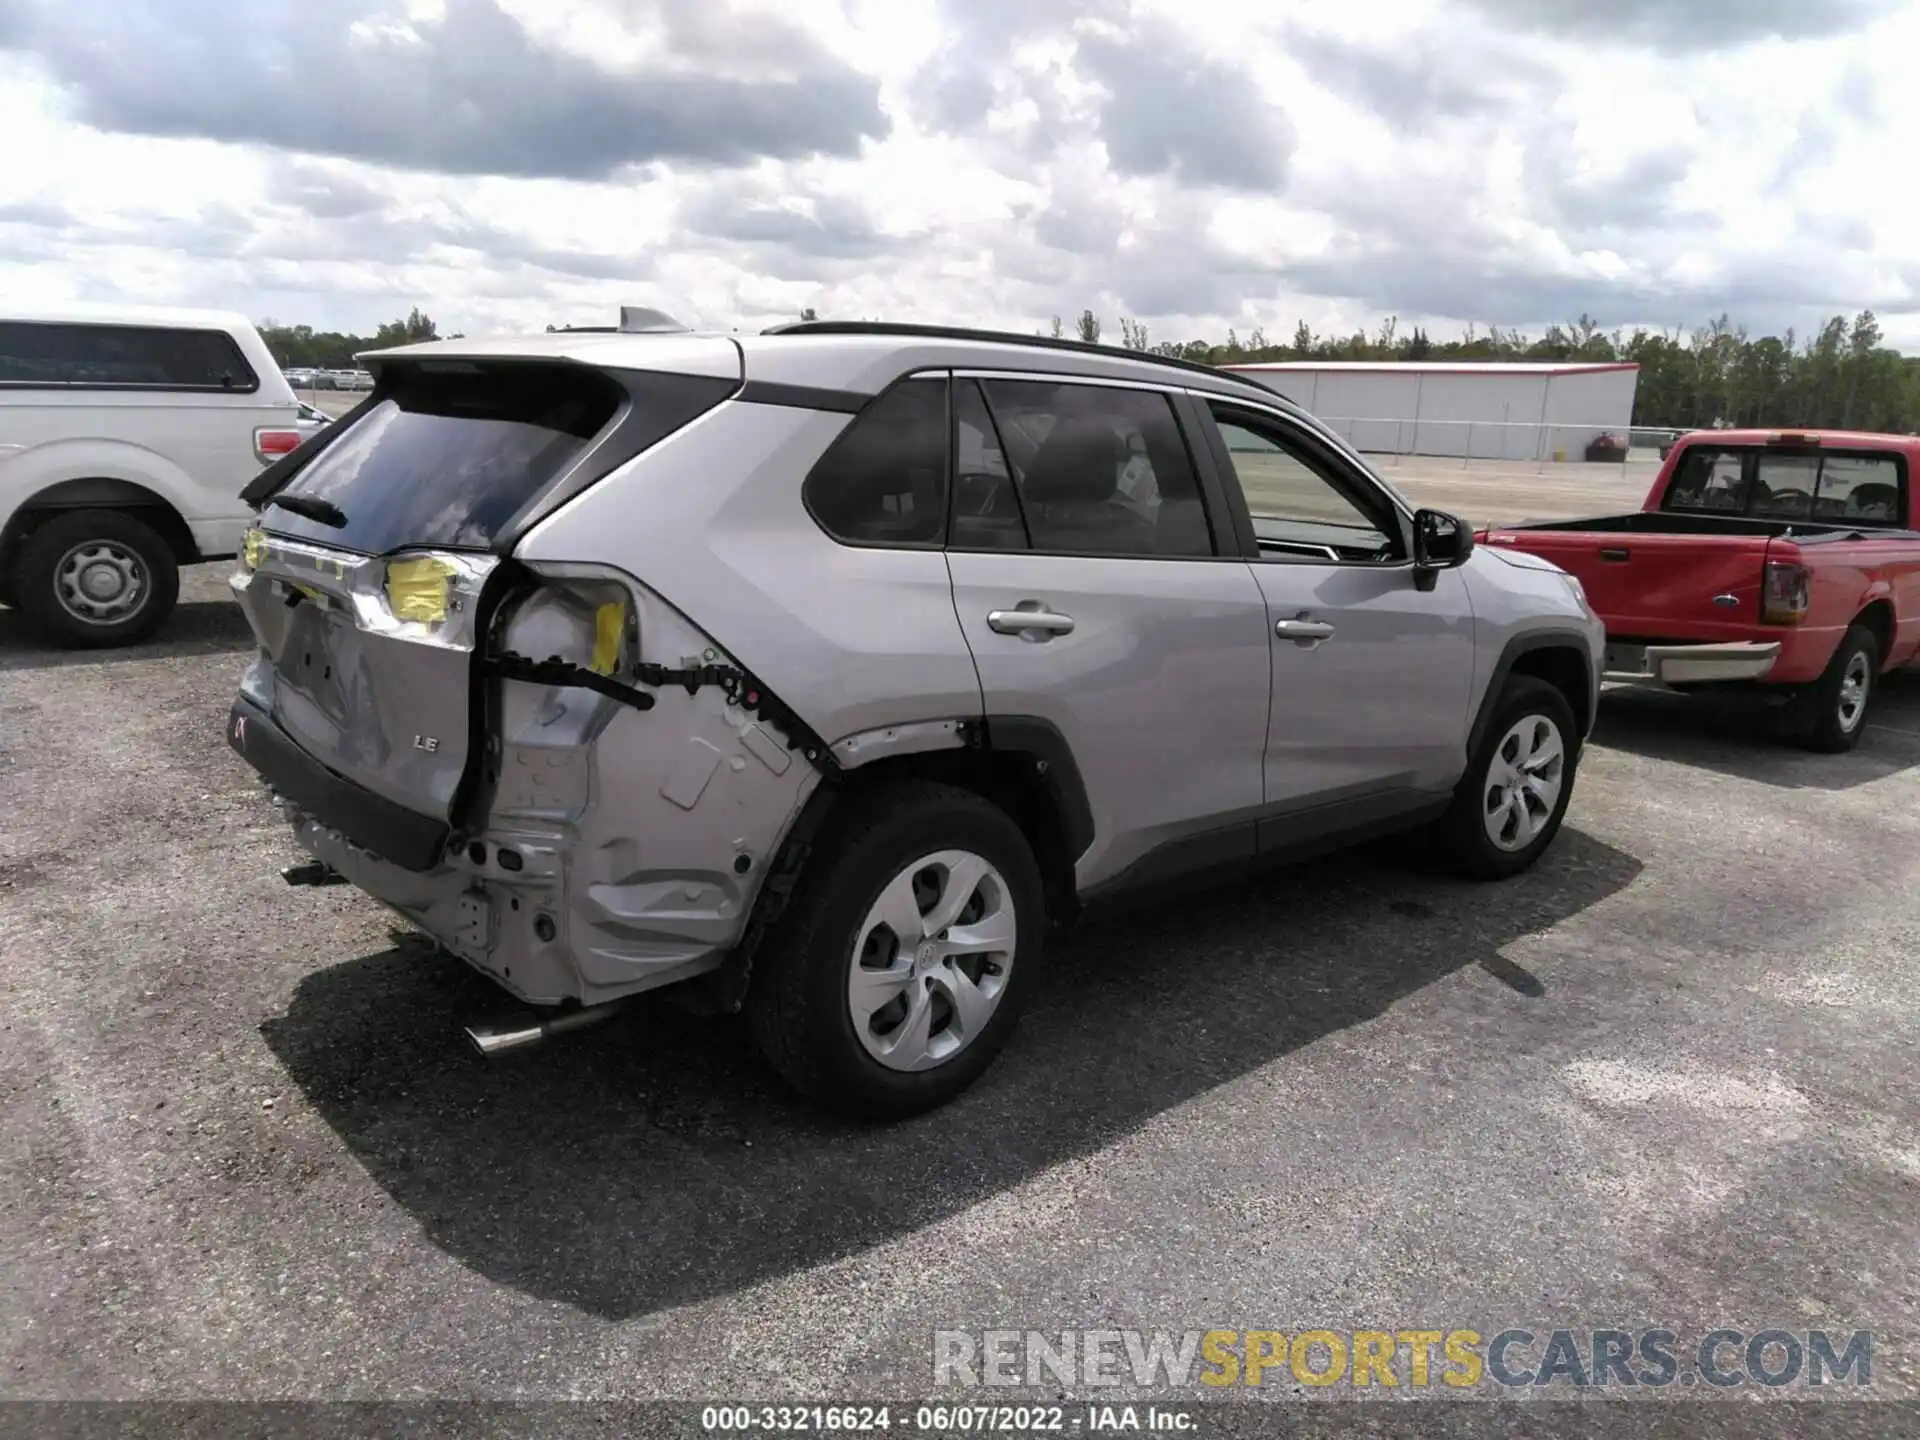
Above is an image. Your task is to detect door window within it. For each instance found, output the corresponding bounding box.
[803,377,949,547]
[972,379,1213,557]
[1210,406,1400,563]
[950,379,1030,551]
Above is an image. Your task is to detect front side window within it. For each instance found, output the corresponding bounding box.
[974,379,1212,558]
[0,321,260,392]
[1211,405,1399,563]
[803,378,949,547]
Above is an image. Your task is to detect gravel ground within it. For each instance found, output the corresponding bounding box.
[2,467,1916,1436]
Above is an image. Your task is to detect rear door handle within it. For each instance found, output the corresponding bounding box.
[1598,547,1631,562]
[988,607,1075,637]
[1274,616,1336,644]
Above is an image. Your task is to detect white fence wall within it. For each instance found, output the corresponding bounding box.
[1230,365,1639,461]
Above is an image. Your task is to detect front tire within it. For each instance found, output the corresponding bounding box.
[15,509,180,649]
[1799,625,1878,754]
[747,781,1044,1121]
[1434,676,1580,881]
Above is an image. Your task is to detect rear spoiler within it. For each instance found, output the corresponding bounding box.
[239,389,382,507]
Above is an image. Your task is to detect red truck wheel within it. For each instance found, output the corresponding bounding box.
[1800,625,1879,753]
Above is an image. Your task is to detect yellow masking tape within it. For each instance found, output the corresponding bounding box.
[590,601,625,675]
[386,556,457,624]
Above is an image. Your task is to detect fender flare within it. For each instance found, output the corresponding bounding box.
[1467,628,1600,757]
[978,715,1096,865]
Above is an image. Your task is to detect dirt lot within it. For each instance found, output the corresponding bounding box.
[2,458,1916,1428]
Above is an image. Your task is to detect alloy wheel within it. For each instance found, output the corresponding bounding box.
[1483,714,1566,853]
[846,849,1017,1072]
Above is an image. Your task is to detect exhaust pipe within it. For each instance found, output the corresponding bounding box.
[464,1000,626,1057]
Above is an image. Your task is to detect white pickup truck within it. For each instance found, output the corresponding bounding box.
[0,304,320,647]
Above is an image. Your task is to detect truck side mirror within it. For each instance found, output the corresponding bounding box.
[1413,508,1473,591]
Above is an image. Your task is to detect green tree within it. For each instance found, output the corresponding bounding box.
[1075,310,1101,344]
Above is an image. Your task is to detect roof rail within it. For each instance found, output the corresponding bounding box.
[759,319,1302,409]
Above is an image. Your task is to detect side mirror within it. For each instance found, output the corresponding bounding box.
[1412,508,1473,591]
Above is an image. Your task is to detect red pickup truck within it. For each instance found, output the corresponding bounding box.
[1479,429,1920,752]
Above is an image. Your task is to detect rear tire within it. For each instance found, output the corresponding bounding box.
[1798,625,1878,754]
[1433,676,1580,881]
[14,509,180,649]
[747,781,1044,1121]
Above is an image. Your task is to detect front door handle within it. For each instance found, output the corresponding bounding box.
[1274,615,1336,645]
[988,607,1076,638]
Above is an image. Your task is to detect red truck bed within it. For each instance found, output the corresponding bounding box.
[1477,429,1920,750]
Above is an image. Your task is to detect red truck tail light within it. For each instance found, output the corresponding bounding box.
[254,428,304,464]
[1761,560,1811,625]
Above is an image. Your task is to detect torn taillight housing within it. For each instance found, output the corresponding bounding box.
[1761,560,1811,625]
[493,566,639,680]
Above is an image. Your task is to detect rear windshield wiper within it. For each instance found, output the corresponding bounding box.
[266,494,348,528]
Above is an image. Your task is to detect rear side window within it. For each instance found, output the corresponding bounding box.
[976,379,1213,558]
[950,378,1027,551]
[0,321,259,392]
[803,378,949,547]
[264,363,633,554]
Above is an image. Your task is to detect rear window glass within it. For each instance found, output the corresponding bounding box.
[263,364,628,554]
[0,321,259,392]
[1663,446,1908,526]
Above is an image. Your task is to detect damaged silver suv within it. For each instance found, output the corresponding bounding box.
[227,315,1603,1118]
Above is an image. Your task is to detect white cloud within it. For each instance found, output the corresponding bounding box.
[0,0,1913,348]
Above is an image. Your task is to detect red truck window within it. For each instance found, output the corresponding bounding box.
[1813,455,1902,522]
[1665,449,1747,511]
[1753,454,1820,519]
[1664,446,1907,527]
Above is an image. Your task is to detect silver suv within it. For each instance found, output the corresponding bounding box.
[226,316,1603,1118]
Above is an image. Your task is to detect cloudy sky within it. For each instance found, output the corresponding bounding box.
[0,0,1915,348]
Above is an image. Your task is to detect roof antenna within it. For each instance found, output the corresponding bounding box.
[618,305,690,334]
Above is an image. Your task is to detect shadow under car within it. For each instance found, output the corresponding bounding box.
[262,827,1643,1322]
[1590,672,1920,791]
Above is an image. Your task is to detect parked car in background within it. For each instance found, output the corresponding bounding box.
[0,303,308,646]
[1481,428,1920,750]
[226,317,1602,1118]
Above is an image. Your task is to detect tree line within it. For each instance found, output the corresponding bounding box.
[257,308,447,370]
[259,301,1920,435]
[1053,308,1920,435]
